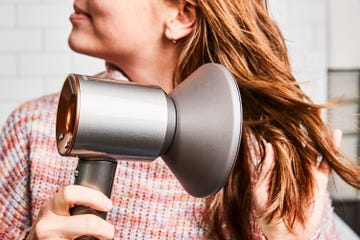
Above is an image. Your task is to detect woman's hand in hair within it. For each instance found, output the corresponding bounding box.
[26,185,115,240]
[252,129,342,240]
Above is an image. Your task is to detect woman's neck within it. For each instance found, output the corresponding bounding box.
[108,47,178,93]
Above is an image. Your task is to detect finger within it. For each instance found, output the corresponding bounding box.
[317,129,342,171]
[312,162,330,191]
[60,214,115,240]
[331,129,342,149]
[35,212,115,240]
[317,109,322,118]
[49,185,113,216]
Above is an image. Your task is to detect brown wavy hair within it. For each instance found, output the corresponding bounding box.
[172,0,360,239]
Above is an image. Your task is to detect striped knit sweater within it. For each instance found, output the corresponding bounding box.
[0,70,338,239]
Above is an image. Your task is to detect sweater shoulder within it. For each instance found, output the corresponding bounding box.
[0,93,59,153]
[2,93,59,130]
[13,93,59,117]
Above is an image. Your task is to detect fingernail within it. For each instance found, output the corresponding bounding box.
[104,198,113,210]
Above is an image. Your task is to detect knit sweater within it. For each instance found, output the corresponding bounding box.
[0,75,338,239]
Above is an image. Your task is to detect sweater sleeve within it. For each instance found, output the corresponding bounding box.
[0,107,32,239]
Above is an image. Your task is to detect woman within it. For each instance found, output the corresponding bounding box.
[0,0,359,239]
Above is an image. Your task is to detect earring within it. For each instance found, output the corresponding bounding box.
[171,34,177,44]
[167,27,177,44]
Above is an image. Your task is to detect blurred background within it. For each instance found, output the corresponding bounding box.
[0,0,359,238]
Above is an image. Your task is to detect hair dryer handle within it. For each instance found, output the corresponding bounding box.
[70,158,117,240]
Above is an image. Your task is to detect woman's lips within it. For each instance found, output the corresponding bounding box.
[70,5,91,21]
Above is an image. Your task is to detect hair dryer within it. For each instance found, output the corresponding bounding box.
[56,63,242,239]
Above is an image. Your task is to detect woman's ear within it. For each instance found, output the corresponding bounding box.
[165,1,196,43]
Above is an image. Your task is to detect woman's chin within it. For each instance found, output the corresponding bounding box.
[67,33,113,62]
[68,35,84,53]
[68,36,95,57]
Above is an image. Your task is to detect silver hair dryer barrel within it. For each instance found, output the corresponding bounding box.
[56,75,176,160]
[56,63,242,220]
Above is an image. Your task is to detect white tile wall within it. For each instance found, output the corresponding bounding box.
[0,29,42,52]
[329,0,360,69]
[17,5,70,27]
[0,5,16,27]
[269,0,328,105]
[0,54,16,76]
